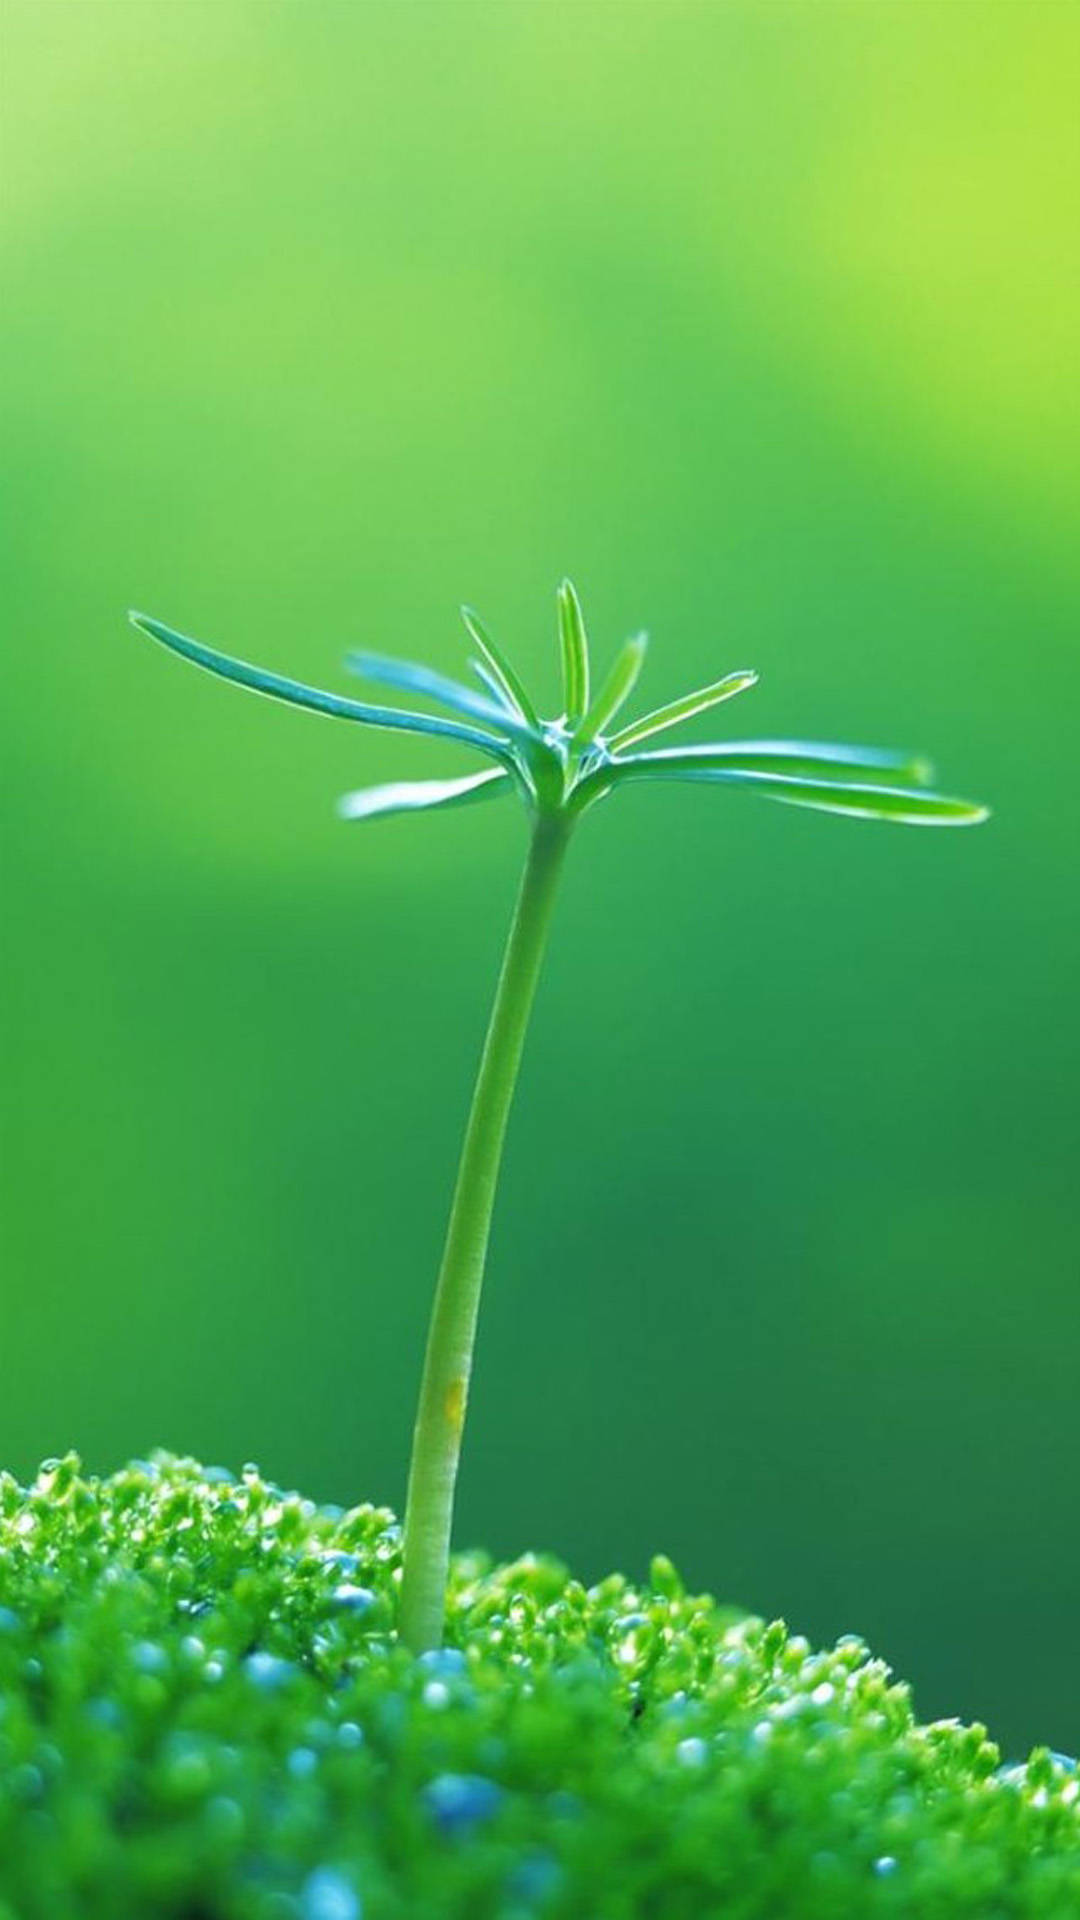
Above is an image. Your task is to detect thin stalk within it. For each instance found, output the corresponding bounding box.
[398,812,572,1651]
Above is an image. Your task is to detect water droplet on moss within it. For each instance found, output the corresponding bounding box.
[300,1866,360,1920]
[160,1732,213,1801]
[418,1647,467,1677]
[319,1550,360,1575]
[86,1698,124,1730]
[133,1640,169,1676]
[10,1764,43,1805]
[507,1849,561,1902]
[328,1584,375,1616]
[244,1651,295,1692]
[206,1794,245,1843]
[422,1772,502,1834]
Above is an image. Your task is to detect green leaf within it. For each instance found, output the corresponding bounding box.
[609,669,759,750]
[557,579,590,725]
[735,774,988,825]
[460,606,540,729]
[595,756,989,825]
[344,650,535,743]
[337,768,511,823]
[130,613,513,763]
[470,658,517,712]
[573,633,648,744]
[612,740,936,784]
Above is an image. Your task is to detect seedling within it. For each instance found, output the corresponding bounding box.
[130,584,987,1653]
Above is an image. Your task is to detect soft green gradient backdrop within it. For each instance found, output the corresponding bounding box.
[3,2,1077,1756]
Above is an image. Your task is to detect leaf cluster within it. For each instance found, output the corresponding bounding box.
[130,585,987,831]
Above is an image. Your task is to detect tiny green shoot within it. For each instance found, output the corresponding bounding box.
[129,583,988,1654]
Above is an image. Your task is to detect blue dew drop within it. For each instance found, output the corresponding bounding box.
[328,1583,376,1616]
[300,1866,361,1920]
[422,1771,503,1835]
[417,1646,467,1677]
[243,1650,296,1692]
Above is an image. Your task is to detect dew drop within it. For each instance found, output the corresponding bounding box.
[418,1647,467,1677]
[329,1584,376,1616]
[244,1651,295,1692]
[422,1772,502,1835]
[300,1866,361,1920]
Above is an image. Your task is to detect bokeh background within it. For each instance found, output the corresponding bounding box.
[3,1,1077,1758]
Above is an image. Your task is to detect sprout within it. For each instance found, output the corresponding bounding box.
[130,583,987,1653]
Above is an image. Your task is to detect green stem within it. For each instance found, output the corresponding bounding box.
[398,812,572,1652]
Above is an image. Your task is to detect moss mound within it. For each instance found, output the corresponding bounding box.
[0,1455,1076,1919]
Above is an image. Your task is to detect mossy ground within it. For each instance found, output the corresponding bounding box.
[0,1455,1075,1919]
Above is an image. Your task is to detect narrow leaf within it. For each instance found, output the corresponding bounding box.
[557,579,590,724]
[337,768,511,823]
[470,658,517,711]
[130,613,513,763]
[460,605,540,728]
[595,757,988,825]
[732,774,988,825]
[573,633,648,743]
[611,740,935,785]
[344,649,535,743]
[609,669,759,750]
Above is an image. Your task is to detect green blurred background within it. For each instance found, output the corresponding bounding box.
[2,1,1077,1757]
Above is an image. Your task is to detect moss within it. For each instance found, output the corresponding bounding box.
[0,1455,1075,1919]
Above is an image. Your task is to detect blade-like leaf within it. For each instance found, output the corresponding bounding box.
[557,579,590,725]
[344,649,535,743]
[611,740,935,784]
[609,669,759,750]
[130,613,513,763]
[573,633,648,744]
[337,768,511,823]
[591,757,988,825]
[460,605,540,729]
[733,774,987,825]
[470,658,518,712]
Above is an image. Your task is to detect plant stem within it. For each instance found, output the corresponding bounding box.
[398,813,572,1652]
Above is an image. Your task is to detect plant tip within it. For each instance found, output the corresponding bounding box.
[129,583,990,1654]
